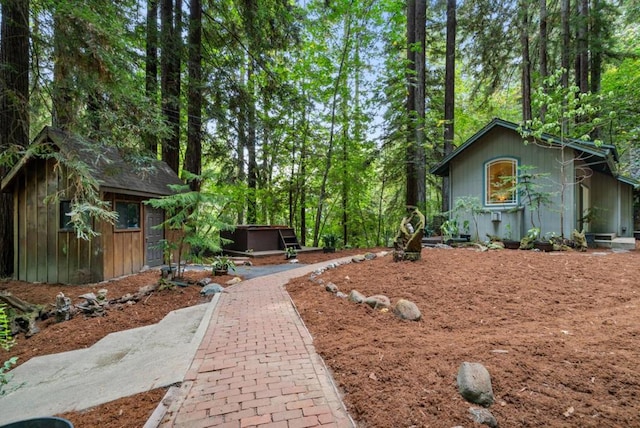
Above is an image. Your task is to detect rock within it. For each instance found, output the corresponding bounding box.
[289,258,299,264]
[457,362,495,407]
[201,283,224,295]
[348,290,366,303]
[393,299,421,321]
[243,260,253,266]
[336,292,347,299]
[352,255,366,263]
[468,407,498,427]
[96,289,108,301]
[226,277,242,285]
[325,282,339,293]
[364,252,377,260]
[364,295,391,309]
[197,277,212,287]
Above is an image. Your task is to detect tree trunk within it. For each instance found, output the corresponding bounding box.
[145,0,159,154]
[520,0,532,122]
[561,0,570,89]
[442,0,456,214]
[405,0,417,207]
[539,0,548,121]
[246,63,258,225]
[413,0,427,208]
[576,0,589,94]
[161,0,181,174]
[52,7,74,129]
[185,0,202,191]
[0,0,30,277]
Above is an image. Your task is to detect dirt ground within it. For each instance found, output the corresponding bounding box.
[287,246,640,427]
[2,246,640,427]
[0,249,369,427]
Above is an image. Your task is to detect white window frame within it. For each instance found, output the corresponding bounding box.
[485,158,518,206]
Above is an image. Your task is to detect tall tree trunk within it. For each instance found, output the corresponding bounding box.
[442,0,456,214]
[52,7,74,129]
[560,0,570,134]
[246,63,258,224]
[539,0,548,121]
[184,0,202,191]
[520,0,532,122]
[312,16,351,247]
[576,0,589,94]
[145,0,159,154]
[0,0,30,276]
[405,0,417,207]
[161,0,181,174]
[590,0,603,139]
[413,0,427,207]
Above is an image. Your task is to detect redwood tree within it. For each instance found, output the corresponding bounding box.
[0,0,30,276]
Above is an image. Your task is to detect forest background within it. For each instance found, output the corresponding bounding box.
[1,0,639,277]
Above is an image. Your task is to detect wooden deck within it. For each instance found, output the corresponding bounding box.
[223,246,323,258]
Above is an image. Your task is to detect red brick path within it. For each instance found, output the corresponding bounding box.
[159,261,355,428]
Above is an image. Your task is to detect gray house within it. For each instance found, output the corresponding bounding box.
[431,118,637,244]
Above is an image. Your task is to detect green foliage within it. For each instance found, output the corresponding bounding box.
[37,142,118,240]
[450,196,487,242]
[212,256,235,273]
[511,165,554,233]
[144,170,235,276]
[0,305,17,396]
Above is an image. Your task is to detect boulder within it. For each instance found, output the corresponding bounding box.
[457,362,495,407]
[352,255,366,263]
[336,292,347,299]
[226,277,242,285]
[468,407,498,428]
[364,295,391,310]
[364,252,377,260]
[348,290,366,303]
[201,283,224,295]
[325,282,339,293]
[393,299,421,321]
[197,277,212,287]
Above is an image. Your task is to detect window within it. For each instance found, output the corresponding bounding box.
[115,202,140,230]
[485,158,517,205]
[60,201,73,230]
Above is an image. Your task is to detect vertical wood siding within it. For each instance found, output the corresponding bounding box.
[12,160,148,284]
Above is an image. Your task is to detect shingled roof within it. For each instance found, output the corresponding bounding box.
[1,126,183,196]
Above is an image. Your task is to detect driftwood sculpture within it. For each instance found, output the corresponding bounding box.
[393,206,425,261]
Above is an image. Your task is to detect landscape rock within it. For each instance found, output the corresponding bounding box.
[352,255,366,263]
[393,299,421,321]
[197,277,212,287]
[364,252,376,260]
[364,295,391,309]
[336,291,347,299]
[201,283,224,295]
[468,407,498,427]
[226,277,242,285]
[457,362,495,407]
[348,290,366,303]
[325,282,339,293]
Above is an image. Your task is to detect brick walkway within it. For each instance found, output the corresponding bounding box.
[158,261,355,428]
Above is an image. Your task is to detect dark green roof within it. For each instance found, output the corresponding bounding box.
[2,126,183,196]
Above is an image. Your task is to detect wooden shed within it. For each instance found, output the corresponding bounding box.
[0,126,183,284]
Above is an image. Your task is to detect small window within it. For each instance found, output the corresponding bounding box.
[115,202,140,230]
[485,158,517,205]
[60,200,73,230]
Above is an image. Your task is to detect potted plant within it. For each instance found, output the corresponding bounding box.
[285,247,298,260]
[440,218,459,243]
[212,256,235,276]
[322,233,337,253]
[501,223,520,249]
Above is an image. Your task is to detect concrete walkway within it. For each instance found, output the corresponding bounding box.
[154,260,356,428]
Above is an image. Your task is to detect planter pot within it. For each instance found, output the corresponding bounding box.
[459,234,471,242]
[160,265,177,279]
[534,241,554,252]
[502,240,520,250]
[323,247,336,253]
[0,417,74,428]
[213,269,228,276]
